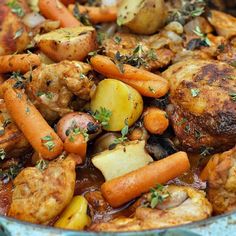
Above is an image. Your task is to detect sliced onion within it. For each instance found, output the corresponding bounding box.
[23,13,45,28]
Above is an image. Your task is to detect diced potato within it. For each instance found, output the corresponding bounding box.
[90,79,143,131]
[54,196,91,230]
[117,0,167,35]
[92,140,153,181]
[34,26,97,62]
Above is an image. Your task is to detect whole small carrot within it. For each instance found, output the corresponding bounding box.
[101,151,190,207]
[39,0,82,27]
[143,107,169,135]
[68,4,117,24]
[90,55,169,98]
[0,54,41,73]
[4,87,63,160]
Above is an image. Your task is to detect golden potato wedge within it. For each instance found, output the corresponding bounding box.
[34,26,97,62]
[117,0,167,35]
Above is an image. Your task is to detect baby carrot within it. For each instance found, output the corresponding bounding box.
[68,4,117,24]
[39,0,82,27]
[101,151,190,207]
[143,107,169,135]
[64,133,87,161]
[0,54,41,73]
[4,87,63,160]
[90,55,169,98]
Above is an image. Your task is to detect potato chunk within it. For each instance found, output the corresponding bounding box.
[92,140,153,181]
[34,26,97,62]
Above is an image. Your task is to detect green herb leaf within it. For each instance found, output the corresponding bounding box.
[35,159,49,171]
[73,3,91,26]
[190,88,200,97]
[149,184,170,209]
[41,135,55,151]
[193,26,211,46]
[229,92,236,102]
[7,0,25,17]
[0,149,6,160]
[114,36,121,44]
[93,107,112,128]
[13,28,23,40]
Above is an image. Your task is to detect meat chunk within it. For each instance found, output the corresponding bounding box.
[103,32,175,71]
[163,59,236,153]
[203,146,236,214]
[8,156,76,224]
[91,185,212,231]
[0,100,29,158]
[0,1,30,55]
[25,61,96,121]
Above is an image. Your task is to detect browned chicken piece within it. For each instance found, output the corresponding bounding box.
[8,156,76,224]
[0,0,30,55]
[202,146,236,214]
[207,10,236,39]
[91,185,212,231]
[0,100,29,159]
[162,59,236,153]
[103,29,177,71]
[25,61,96,121]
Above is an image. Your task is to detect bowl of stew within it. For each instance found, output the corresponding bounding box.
[0,0,236,235]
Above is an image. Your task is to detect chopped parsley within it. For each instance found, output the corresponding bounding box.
[190,88,200,97]
[7,0,25,17]
[37,91,54,100]
[68,127,89,142]
[148,184,170,209]
[35,159,49,171]
[41,135,55,151]
[229,92,236,102]
[93,107,112,128]
[177,118,187,126]
[148,86,156,94]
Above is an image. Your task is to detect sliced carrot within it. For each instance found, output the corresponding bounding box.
[39,0,82,27]
[64,133,87,161]
[68,4,117,24]
[101,151,190,207]
[4,87,63,160]
[0,54,41,74]
[143,107,169,135]
[90,55,169,98]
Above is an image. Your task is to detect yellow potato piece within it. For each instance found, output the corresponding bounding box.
[54,196,91,230]
[90,79,143,131]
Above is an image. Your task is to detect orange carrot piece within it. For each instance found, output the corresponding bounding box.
[0,54,41,74]
[4,87,63,160]
[143,107,169,135]
[90,55,169,98]
[68,4,117,23]
[101,151,190,207]
[39,0,82,27]
[200,157,217,181]
[64,133,87,161]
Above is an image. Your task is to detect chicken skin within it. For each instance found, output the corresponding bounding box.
[201,146,236,214]
[91,185,212,231]
[25,61,96,121]
[8,156,76,224]
[163,59,236,153]
[0,0,30,55]
[0,100,29,159]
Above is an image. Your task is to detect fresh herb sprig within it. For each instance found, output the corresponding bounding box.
[148,184,170,209]
[93,107,112,128]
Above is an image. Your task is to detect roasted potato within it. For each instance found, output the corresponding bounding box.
[90,79,143,131]
[34,26,97,62]
[117,0,167,35]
